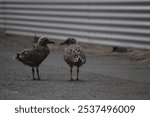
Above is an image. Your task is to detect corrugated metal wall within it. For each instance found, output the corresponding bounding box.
[1,0,150,49]
[0,0,5,29]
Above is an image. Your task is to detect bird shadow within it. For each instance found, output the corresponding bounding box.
[41,78,86,83]
[66,79,85,83]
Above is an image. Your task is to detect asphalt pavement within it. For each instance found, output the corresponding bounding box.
[0,35,150,100]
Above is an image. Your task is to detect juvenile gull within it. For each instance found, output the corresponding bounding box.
[15,37,55,80]
[60,38,86,81]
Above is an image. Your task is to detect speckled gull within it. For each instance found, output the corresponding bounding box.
[15,37,55,80]
[60,38,86,81]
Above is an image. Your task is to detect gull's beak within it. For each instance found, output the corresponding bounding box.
[60,42,64,45]
[60,41,66,45]
[48,40,55,44]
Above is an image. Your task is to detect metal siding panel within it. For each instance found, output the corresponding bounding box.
[88,0,150,49]
[1,0,150,49]
[0,0,5,28]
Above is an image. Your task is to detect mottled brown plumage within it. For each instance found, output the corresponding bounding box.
[15,37,55,80]
[60,38,86,81]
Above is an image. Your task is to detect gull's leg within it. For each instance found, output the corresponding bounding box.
[32,67,36,80]
[76,67,79,81]
[36,67,40,80]
[70,66,73,81]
